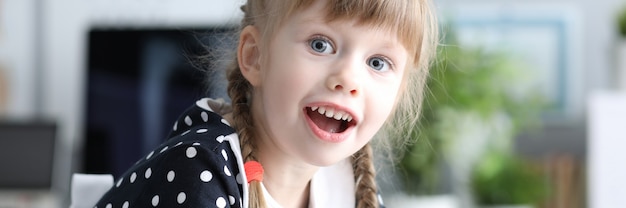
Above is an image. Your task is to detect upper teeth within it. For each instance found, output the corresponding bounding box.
[311,106,353,122]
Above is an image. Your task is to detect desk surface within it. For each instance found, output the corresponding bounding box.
[0,190,60,208]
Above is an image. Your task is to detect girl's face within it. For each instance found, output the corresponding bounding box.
[245,0,409,167]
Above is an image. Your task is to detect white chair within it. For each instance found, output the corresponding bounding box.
[588,92,626,208]
[69,173,114,208]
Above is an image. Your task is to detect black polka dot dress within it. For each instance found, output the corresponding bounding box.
[95,99,245,208]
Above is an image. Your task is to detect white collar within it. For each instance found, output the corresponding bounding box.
[260,159,355,208]
[309,159,356,207]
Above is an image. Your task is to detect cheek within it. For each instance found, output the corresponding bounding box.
[262,65,306,98]
[365,83,401,129]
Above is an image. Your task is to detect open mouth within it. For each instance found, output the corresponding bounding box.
[305,106,356,134]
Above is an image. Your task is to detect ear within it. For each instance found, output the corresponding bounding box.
[238,25,262,87]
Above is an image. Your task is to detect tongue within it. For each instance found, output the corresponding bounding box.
[308,110,344,133]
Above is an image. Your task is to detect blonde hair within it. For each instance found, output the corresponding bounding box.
[226,0,439,207]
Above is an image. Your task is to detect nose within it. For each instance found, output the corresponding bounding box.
[326,57,361,96]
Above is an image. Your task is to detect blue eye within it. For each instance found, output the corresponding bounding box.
[309,38,334,54]
[367,57,390,72]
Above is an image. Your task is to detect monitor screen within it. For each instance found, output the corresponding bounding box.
[0,122,56,189]
[82,28,234,178]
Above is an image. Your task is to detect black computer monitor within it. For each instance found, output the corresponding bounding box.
[82,28,234,178]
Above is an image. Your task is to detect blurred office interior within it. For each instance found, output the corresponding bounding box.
[1,0,625,207]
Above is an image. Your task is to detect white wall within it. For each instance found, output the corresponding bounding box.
[0,0,37,118]
[588,92,626,208]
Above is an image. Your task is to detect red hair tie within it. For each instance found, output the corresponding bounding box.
[244,161,264,183]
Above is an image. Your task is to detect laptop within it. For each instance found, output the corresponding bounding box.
[0,121,59,207]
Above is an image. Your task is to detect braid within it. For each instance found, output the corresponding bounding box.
[224,2,269,208]
[226,43,267,208]
[227,62,256,162]
[226,61,267,208]
[352,143,380,208]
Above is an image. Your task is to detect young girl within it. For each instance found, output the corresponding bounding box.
[94,0,438,207]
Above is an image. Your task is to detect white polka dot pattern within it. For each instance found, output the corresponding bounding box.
[159,146,168,153]
[151,195,159,206]
[146,151,154,160]
[216,197,226,208]
[144,168,152,179]
[236,173,243,184]
[221,149,228,161]
[224,165,231,176]
[200,170,213,182]
[167,170,175,182]
[221,119,230,126]
[184,116,192,126]
[186,147,197,158]
[201,111,209,122]
[130,172,137,183]
[116,178,123,187]
[229,195,235,205]
[177,192,186,204]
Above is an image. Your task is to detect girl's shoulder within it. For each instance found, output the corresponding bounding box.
[96,98,245,207]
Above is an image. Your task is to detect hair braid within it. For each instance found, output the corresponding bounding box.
[226,61,267,208]
[226,62,255,161]
[226,57,267,208]
[352,143,380,208]
[223,3,270,208]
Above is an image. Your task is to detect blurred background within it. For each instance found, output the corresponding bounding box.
[0,0,625,207]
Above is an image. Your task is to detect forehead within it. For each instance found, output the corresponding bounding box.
[292,1,403,40]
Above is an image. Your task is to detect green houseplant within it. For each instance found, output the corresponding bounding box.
[398,30,545,200]
[616,4,626,90]
[618,5,626,37]
[472,151,549,207]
